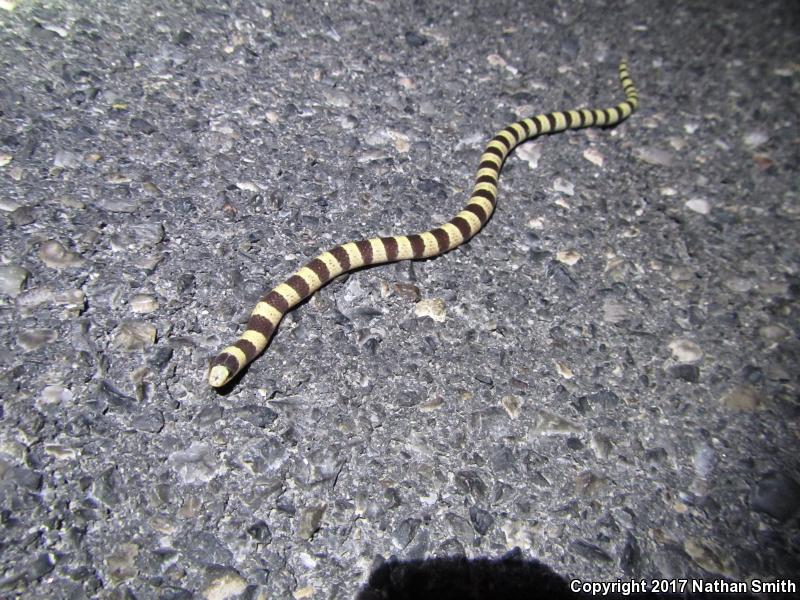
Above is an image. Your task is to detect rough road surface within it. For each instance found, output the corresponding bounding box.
[0,1,798,598]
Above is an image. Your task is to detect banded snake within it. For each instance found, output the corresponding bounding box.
[209,61,639,387]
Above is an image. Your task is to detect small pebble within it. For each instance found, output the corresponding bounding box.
[590,433,613,460]
[556,195,571,209]
[203,569,248,600]
[130,294,159,314]
[527,216,545,230]
[132,411,165,434]
[389,130,410,153]
[743,130,769,148]
[635,146,674,167]
[501,520,535,552]
[132,223,165,246]
[297,504,326,540]
[130,117,156,134]
[112,321,157,351]
[554,361,574,379]
[58,289,86,313]
[556,249,581,265]
[500,395,522,419]
[39,385,73,406]
[405,30,428,47]
[0,198,21,211]
[398,76,414,90]
[583,148,604,166]
[692,443,715,479]
[469,506,494,535]
[415,298,446,322]
[668,339,703,363]
[418,395,444,412]
[364,128,392,147]
[10,205,35,226]
[246,520,272,543]
[40,22,67,37]
[553,178,574,196]
[517,144,541,169]
[53,150,81,168]
[759,324,788,341]
[394,517,422,547]
[0,264,29,296]
[338,114,359,130]
[685,198,710,215]
[487,53,508,68]
[235,181,259,193]
[39,240,84,268]
[294,586,315,599]
[393,282,421,302]
[169,443,218,484]
[532,409,580,434]
[668,136,686,151]
[44,444,77,460]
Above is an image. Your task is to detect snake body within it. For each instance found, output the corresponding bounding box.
[209,61,639,387]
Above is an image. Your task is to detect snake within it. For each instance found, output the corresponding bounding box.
[208,61,639,387]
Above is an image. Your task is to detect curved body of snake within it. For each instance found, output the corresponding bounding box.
[209,61,639,387]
